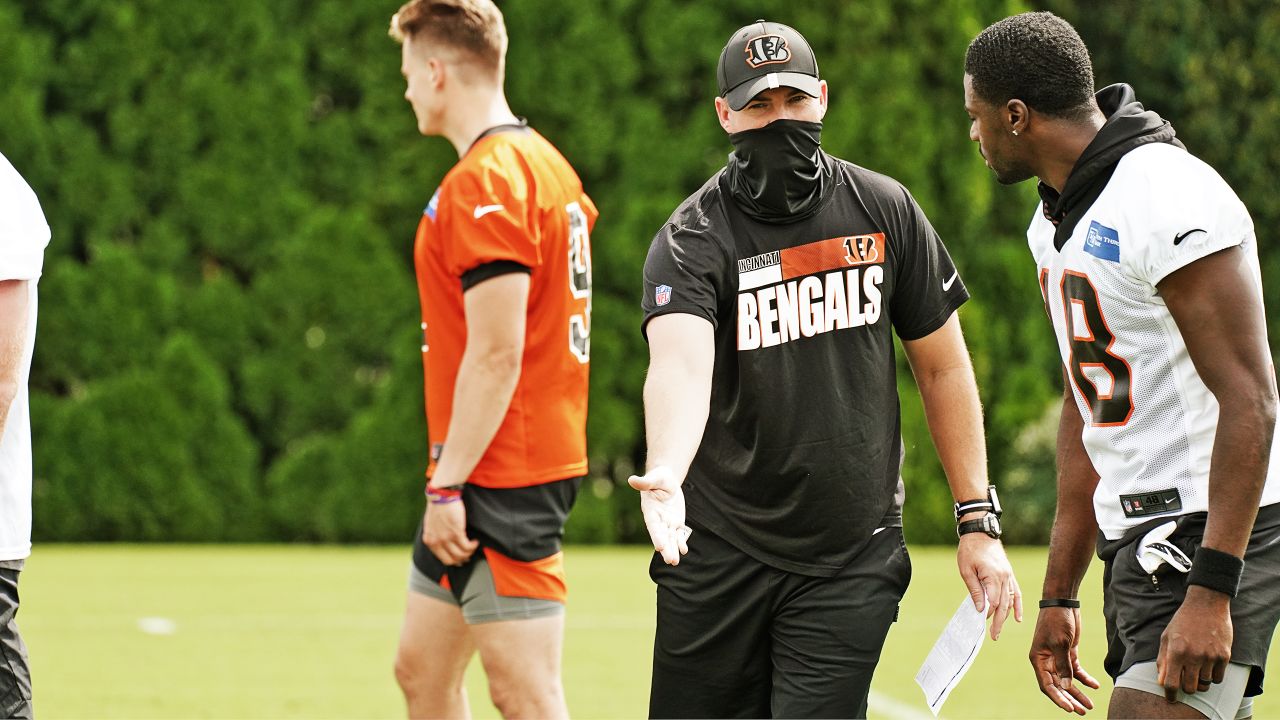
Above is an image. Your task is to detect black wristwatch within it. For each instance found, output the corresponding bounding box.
[957,513,1003,539]
[954,485,1002,522]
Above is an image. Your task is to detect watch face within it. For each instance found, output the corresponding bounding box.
[985,514,1003,538]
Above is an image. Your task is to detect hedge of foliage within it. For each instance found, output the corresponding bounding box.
[2,0,1275,543]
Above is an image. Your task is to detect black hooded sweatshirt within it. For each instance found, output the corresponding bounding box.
[1038,83,1185,250]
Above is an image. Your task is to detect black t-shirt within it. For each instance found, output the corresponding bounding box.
[640,157,968,576]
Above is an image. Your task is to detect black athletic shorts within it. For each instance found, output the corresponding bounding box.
[648,518,911,719]
[1098,503,1280,697]
[0,561,32,720]
[412,477,580,603]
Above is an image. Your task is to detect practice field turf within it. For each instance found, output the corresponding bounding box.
[17,544,1279,719]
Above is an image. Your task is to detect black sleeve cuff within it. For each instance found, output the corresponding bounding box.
[639,305,719,341]
[894,289,969,341]
[461,260,531,291]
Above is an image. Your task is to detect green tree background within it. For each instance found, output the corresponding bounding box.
[1,0,1274,543]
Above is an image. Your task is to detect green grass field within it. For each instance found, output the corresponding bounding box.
[16,544,1279,719]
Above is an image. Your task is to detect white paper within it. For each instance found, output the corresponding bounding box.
[915,595,987,717]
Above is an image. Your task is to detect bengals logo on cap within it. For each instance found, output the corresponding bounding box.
[745,34,790,68]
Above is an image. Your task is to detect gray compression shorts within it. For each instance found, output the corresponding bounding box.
[408,555,563,625]
[1116,660,1252,720]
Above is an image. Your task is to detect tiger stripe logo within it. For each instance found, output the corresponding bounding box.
[745,35,791,68]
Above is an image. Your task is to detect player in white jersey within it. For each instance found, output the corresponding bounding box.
[965,12,1280,720]
[0,150,50,720]
[1027,141,1280,537]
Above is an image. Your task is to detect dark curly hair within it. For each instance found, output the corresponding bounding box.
[965,12,1096,120]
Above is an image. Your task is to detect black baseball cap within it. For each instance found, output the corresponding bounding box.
[717,20,821,111]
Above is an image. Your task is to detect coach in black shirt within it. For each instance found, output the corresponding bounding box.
[630,20,1021,718]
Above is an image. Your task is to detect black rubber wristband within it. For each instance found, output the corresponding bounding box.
[1038,598,1080,609]
[1186,546,1244,598]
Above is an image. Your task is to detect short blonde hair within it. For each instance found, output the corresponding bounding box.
[389,0,507,77]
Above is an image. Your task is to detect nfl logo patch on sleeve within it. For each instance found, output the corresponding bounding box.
[655,284,672,306]
[424,188,440,221]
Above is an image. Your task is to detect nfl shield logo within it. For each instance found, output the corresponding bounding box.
[424,188,440,221]
[655,284,672,306]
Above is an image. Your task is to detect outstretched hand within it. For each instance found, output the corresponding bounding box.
[628,466,691,565]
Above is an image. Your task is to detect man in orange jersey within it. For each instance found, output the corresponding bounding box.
[388,2,596,718]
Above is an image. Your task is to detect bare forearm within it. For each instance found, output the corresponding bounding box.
[0,381,16,438]
[916,364,989,505]
[902,316,989,505]
[430,348,522,486]
[0,280,30,438]
[1201,397,1277,556]
[1043,508,1097,598]
[642,361,711,479]
[1043,395,1099,598]
[1156,246,1279,558]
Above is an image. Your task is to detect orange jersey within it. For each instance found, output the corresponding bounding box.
[414,127,596,489]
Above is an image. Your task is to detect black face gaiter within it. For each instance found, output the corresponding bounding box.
[726,119,831,224]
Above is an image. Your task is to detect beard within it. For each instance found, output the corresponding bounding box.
[994,166,1035,185]
[989,154,1035,185]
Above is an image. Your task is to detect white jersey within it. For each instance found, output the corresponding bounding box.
[1028,142,1280,539]
[0,152,50,561]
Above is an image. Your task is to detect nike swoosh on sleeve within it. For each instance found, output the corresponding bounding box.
[473,204,505,219]
[1173,228,1206,245]
[942,272,959,291]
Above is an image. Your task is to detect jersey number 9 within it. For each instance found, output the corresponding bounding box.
[567,201,592,363]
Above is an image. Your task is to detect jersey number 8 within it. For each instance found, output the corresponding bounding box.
[1060,271,1134,426]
